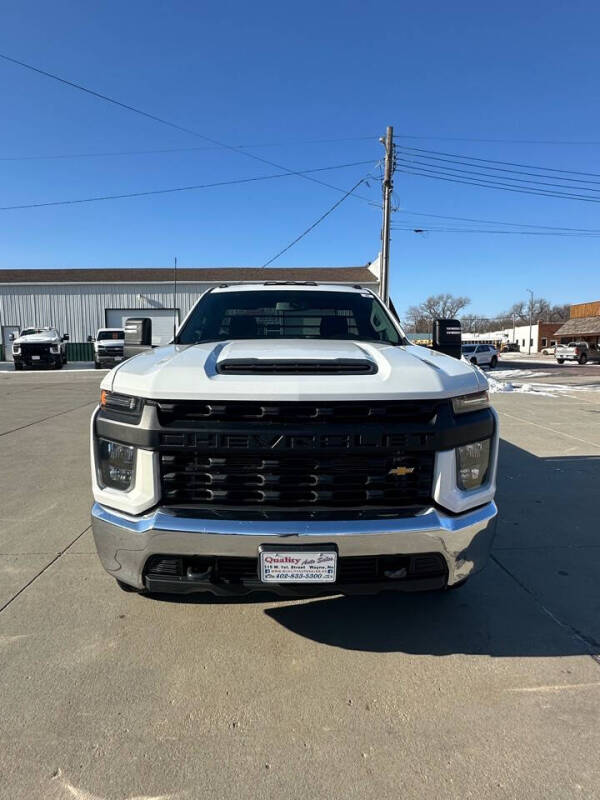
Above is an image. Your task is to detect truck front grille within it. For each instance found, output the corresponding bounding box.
[160,451,434,508]
[155,399,441,426]
[99,346,122,356]
[21,343,51,357]
[144,553,447,585]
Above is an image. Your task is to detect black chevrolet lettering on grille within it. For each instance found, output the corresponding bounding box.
[156,399,440,510]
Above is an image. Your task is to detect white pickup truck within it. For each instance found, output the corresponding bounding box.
[11,326,69,370]
[90,283,498,597]
[555,341,600,365]
[88,328,125,369]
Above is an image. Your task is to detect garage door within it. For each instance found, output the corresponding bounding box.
[106,309,179,346]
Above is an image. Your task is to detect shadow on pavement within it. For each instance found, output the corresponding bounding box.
[265,441,600,655]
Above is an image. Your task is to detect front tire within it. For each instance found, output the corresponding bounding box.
[490,356,498,368]
[579,353,588,365]
[94,360,101,369]
[557,359,564,364]
[14,362,23,371]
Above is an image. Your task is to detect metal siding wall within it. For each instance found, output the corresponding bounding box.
[0,283,218,343]
[0,278,380,348]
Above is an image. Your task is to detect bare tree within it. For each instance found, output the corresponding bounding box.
[502,297,568,324]
[405,294,471,331]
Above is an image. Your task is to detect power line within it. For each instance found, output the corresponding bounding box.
[0,52,376,206]
[395,208,600,233]
[0,135,378,162]
[395,134,600,145]
[0,159,377,212]
[396,144,600,180]
[396,165,600,203]
[392,226,600,237]
[261,174,372,267]
[395,156,600,193]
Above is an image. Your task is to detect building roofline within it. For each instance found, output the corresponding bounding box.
[0,266,378,285]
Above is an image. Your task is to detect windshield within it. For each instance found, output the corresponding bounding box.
[461,345,476,353]
[177,289,404,345]
[20,328,44,337]
[97,330,124,340]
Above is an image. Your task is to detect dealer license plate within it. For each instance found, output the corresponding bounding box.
[31,355,40,360]
[260,550,337,583]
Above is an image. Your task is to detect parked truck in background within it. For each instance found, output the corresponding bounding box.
[11,327,69,370]
[90,283,499,597]
[555,341,600,365]
[88,328,126,369]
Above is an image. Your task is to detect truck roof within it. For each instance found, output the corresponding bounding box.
[210,282,374,295]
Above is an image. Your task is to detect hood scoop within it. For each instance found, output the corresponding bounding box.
[216,358,378,375]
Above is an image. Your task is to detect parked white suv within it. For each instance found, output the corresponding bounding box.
[461,344,498,369]
[90,283,499,598]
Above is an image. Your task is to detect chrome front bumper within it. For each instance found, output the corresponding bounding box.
[91,501,498,592]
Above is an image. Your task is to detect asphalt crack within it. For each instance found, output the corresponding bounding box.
[0,525,91,614]
[491,553,600,668]
[0,399,97,438]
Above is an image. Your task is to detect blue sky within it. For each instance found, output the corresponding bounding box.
[1,0,599,318]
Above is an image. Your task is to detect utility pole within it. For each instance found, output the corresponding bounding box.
[379,125,395,306]
[527,288,534,355]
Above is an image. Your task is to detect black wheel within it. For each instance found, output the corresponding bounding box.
[490,356,498,368]
[14,362,23,371]
[579,353,588,365]
[557,359,564,364]
[63,352,67,364]
[116,579,145,594]
[94,361,101,369]
[54,358,63,370]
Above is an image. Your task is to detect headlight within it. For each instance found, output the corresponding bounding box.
[12,345,21,355]
[456,439,491,490]
[97,438,136,491]
[452,390,489,415]
[50,345,60,354]
[100,390,142,417]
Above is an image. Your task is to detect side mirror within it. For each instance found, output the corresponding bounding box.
[63,333,70,341]
[9,332,16,342]
[432,319,462,359]
[124,317,153,359]
[87,335,95,343]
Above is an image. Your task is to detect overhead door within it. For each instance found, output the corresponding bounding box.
[106,309,179,346]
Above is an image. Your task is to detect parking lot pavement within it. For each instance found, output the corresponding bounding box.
[0,361,105,372]
[492,355,600,386]
[1,374,600,799]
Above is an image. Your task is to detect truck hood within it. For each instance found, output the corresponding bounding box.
[14,332,59,345]
[104,340,487,401]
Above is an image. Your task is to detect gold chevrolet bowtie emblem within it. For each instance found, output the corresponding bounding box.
[389,465,415,477]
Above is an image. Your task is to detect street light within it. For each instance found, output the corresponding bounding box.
[526,288,534,355]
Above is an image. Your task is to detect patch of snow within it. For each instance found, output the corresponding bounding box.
[491,370,552,380]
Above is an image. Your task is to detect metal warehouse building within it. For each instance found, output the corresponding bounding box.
[0,262,381,360]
